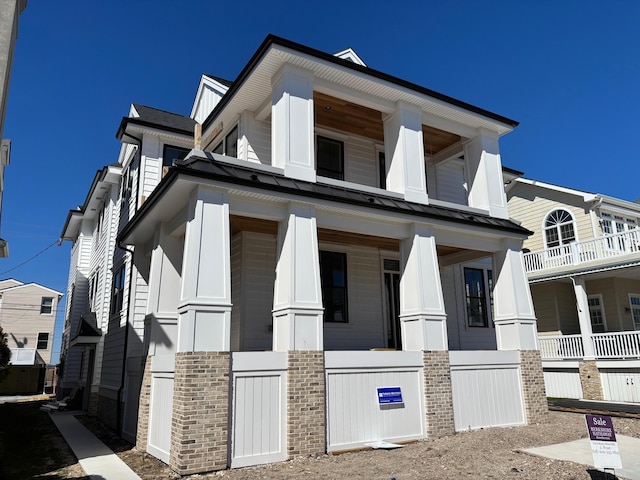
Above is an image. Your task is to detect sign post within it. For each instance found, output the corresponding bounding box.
[585,414,622,471]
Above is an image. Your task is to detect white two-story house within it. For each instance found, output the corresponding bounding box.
[61,35,546,475]
[507,177,640,403]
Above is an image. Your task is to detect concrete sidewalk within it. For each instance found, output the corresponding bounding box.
[524,435,640,480]
[48,411,140,480]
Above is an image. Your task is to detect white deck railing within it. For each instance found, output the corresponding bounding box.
[538,334,584,359]
[524,228,640,274]
[539,331,640,360]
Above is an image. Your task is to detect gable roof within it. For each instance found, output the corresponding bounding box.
[116,104,196,141]
[333,47,367,66]
[203,74,233,87]
[0,281,63,297]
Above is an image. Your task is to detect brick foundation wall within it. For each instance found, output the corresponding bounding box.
[136,356,152,452]
[96,394,118,430]
[520,350,548,423]
[287,351,326,457]
[169,351,230,475]
[88,392,99,417]
[423,351,455,437]
[579,360,603,401]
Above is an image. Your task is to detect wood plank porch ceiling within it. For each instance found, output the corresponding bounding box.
[230,215,464,256]
[313,92,461,155]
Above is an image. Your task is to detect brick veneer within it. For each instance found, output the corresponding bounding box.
[287,351,326,457]
[96,394,118,429]
[169,351,230,475]
[88,392,99,417]
[423,351,455,437]
[519,350,548,423]
[135,356,152,451]
[579,360,603,401]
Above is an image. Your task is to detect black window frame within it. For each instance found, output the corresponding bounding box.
[110,265,126,316]
[316,136,344,180]
[464,267,490,328]
[162,144,190,168]
[37,332,49,350]
[378,151,386,189]
[320,251,348,323]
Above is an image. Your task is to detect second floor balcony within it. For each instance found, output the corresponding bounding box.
[523,228,640,275]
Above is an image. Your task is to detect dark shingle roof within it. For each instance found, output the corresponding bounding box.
[132,104,196,132]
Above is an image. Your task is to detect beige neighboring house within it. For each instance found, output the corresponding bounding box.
[0,278,62,394]
[507,177,640,403]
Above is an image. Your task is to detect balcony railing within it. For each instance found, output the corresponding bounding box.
[524,228,640,274]
[539,331,640,360]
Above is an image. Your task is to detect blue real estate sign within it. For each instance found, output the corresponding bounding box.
[377,387,403,404]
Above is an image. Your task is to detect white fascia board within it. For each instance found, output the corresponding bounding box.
[514,178,598,202]
[2,282,64,297]
[597,195,640,216]
[127,123,193,145]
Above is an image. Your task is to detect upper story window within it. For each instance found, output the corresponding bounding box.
[544,209,576,249]
[110,265,126,316]
[600,211,638,235]
[378,151,386,189]
[320,250,348,323]
[40,297,54,315]
[212,125,238,158]
[162,145,190,168]
[316,136,344,180]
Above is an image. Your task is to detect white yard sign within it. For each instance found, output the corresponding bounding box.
[585,414,622,469]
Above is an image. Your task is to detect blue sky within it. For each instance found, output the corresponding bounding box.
[3,1,639,363]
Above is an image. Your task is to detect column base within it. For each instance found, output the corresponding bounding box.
[519,350,548,424]
[579,360,604,401]
[423,351,455,437]
[135,356,152,452]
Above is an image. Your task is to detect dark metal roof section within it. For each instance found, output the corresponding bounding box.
[157,155,531,236]
[116,104,196,140]
[202,34,519,132]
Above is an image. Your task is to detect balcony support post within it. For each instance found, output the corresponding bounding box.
[571,276,595,360]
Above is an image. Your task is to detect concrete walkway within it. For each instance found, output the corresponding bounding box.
[524,434,640,480]
[49,411,140,480]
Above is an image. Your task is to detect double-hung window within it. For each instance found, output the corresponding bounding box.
[464,267,493,327]
[40,297,53,315]
[37,332,49,350]
[588,294,606,333]
[316,136,344,180]
[320,251,348,323]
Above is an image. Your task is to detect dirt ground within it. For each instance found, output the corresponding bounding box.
[75,410,640,480]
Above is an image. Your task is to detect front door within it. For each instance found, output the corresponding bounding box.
[383,259,401,349]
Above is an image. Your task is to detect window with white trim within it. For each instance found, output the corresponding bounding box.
[110,265,126,316]
[40,297,54,315]
[212,125,238,158]
[587,294,605,333]
[464,267,493,327]
[544,209,576,249]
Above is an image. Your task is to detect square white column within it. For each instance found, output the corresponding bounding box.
[177,186,231,352]
[384,102,429,204]
[463,129,509,219]
[271,65,315,182]
[399,223,448,350]
[272,203,324,351]
[493,239,538,350]
[572,277,595,359]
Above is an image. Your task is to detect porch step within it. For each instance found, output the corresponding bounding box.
[548,398,640,419]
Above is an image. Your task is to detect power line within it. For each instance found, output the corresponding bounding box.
[0,240,60,276]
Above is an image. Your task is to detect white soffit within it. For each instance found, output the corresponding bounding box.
[211,45,515,138]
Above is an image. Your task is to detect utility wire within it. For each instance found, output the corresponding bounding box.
[0,240,60,276]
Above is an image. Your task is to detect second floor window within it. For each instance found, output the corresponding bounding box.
[163,145,190,168]
[317,136,344,180]
[40,297,53,315]
[37,332,49,350]
[544,209,576,249]
[212,125,239,158]
[110,265,126,316]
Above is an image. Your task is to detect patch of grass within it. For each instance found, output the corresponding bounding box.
[0,401,81,479]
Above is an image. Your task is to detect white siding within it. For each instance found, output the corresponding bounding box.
[543,369,583,399]
[147,373,174,464]
[325,351,424,452]
[601,369,640,403]
[435,159,467,205]
[245,117,271,166]
[344,136,377,187]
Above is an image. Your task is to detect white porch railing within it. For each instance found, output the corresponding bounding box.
[538,334,584,359]
[539,331,640,360]
[524,228,640,274]
[592,331,640,359]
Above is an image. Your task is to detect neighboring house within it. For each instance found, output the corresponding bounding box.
[507,178,640,403]
[61,35,546,474]
[0,278,62,394]
[0,0,28,258]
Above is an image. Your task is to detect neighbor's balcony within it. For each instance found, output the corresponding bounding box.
[524,228,640,275]
[539,331,640,360]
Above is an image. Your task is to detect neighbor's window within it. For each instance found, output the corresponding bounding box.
[317,136,344,180]
[40,297,54,315]
[464,268,491,327]
[110,265,126,316]
[320,251,348,323]
[162,145,190,168]
[37,332,49,350]
[544,209,576,249]
[588,295,605,333]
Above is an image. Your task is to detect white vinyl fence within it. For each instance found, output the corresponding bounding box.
[325,351,425,452]
[450,351,525,431]
[230,352,288,468]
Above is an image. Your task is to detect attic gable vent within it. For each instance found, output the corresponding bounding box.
[333,47,367,67]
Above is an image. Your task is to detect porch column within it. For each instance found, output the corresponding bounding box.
[272,203,326,458]
[399,224,447,350]
[271,65,315,182]
[170,185,231,475]
[493,239,538,350]
[463,129,509,219]
[384,102,429,204]
[572,277,595,359]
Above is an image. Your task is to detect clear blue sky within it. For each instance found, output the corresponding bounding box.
[3,1,639,363]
